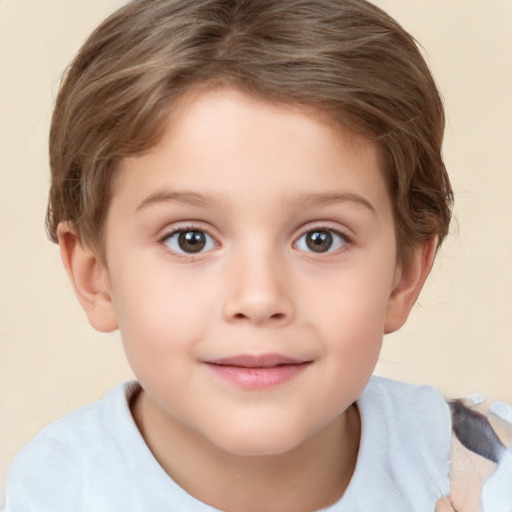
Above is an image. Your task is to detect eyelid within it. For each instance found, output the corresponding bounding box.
[157,217,218,237]
[294,222,352,241]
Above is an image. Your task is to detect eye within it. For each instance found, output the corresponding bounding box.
[163,229,217,254]
[294,229,347,254]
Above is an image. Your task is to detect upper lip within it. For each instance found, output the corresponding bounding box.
[204,354,310,368]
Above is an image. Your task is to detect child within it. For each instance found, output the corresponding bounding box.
[2,0,510,510]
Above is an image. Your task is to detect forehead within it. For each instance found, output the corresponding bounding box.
[111,87,391,220]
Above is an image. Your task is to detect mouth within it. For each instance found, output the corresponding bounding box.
[203,354,312,389]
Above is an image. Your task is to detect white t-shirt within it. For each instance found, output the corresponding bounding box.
[2,376,452,512]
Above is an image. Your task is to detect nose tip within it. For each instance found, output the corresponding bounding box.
[222,259,294,326]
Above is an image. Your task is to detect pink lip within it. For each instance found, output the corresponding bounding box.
[203,354,312,389]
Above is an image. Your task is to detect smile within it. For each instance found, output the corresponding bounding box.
[203,354,312,389]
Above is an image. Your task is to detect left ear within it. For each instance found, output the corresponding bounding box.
[384,236,438,334]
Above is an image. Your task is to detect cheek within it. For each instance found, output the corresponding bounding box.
[109,263,214,359]
[308,263,394,327]
[304,256,395,360]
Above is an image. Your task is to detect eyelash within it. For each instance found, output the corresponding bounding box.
[157,224,352,257]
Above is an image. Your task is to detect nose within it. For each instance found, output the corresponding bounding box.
[222,249,295,326]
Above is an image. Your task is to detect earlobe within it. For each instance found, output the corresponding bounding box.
[57,222,118,333]
[384,237,438,334]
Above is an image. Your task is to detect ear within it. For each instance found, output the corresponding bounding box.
[57,222,118,333]
[384,236,438,334]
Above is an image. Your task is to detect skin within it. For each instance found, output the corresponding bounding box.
[58,87,437,511]
[435,497,457,512]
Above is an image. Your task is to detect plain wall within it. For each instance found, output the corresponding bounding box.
[1,0,511,503]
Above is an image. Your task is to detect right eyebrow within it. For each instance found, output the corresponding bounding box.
[136,191,212,212]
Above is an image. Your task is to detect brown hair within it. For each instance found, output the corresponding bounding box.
[47,0,452,265]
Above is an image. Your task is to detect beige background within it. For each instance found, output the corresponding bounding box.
[1,0,511,503]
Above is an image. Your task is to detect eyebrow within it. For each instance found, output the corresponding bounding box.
[136,191,212,211]
[290,192,376,215]
[136,190,376,215]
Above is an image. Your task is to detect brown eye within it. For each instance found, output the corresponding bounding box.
[164,229,216,254]
[306,230,333,252]
[178,231,206,253]
[295,229,347,253]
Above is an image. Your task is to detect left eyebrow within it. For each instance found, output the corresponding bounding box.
[289,192,376,215]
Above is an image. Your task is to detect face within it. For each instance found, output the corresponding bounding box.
[102,87,401,456]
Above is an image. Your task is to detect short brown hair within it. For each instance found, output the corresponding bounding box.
[47,0,453,265]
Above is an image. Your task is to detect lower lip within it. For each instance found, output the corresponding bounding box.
[204,362,311,389]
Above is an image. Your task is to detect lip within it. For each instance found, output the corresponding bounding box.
[203,354,312,389]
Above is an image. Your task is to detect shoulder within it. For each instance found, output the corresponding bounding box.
[3,382,140,511]
[10,381,138,456]
[346,376,452,507]
[362,375,452,449]
[361,375,451,431]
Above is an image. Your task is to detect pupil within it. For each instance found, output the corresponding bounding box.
[178,231,206,253]
[306,230,333,253]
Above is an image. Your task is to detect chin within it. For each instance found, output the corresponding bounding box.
[210,424,309,457]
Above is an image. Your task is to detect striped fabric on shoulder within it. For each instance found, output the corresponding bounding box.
[447,395,512,512]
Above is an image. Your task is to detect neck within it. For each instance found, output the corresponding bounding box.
[132,391,360,512]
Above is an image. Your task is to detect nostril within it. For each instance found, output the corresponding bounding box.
[231,311,286,322]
